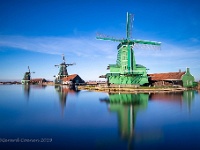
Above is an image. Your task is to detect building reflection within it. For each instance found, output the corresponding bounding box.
[149,90,195,113]
[182,90,195,113]
[55,85,79,116]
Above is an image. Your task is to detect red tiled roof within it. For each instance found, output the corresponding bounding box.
[62,74,78,81]
[148,72,185,81]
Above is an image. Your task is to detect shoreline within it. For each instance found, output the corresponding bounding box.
[0,83,198,94]
[77,85,191,94]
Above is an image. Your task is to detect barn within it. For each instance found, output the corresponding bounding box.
[148,68,196,88]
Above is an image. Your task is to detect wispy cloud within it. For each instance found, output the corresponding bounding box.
[135,42,200,58]
[0,35,117,59]
[0,35,199,80]
[1,35,199,61]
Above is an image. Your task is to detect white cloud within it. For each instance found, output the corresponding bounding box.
[0,35,116,58]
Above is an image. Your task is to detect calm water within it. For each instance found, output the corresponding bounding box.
[0,85,200,150]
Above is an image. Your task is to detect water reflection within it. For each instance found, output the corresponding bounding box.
[55,85,79,115]
[101,93,149,149]
[101,91,197,149]
[23,85,30,100]
[1,85,200,150]
[183,90,195,113]
[22,85,46,101]
[149,91,195,102]
[109,93,148,139]
[150,90,195,113]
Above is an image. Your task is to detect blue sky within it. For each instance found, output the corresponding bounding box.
[0,0,200,81]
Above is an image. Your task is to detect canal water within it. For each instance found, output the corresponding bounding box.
[0,85,200,150]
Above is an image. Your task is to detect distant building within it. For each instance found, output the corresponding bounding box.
[148,68,196,88]
[30,78,47,84]
[86,81,106,85]
[62,74,85,85]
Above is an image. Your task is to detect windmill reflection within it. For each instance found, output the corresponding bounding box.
[23,85,30,100]
[55,85,79,116]
[101,93,149,141]
[23,85,46,101]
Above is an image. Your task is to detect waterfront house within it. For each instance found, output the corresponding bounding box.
[62,74,85,85]
[148,68,195,88]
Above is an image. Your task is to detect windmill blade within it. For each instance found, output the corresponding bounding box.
[96,33,122,42]
[67,63,75,66]
[133,39,161,46]
[133,39,161,50]
[62,54,65,63]
[134,43,161,50]
[126,12,134,39]
[28,66,30,72]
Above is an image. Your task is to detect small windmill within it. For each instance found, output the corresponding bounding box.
[97,12,161,85]
[21,66,35,84]
[54,54,75,84]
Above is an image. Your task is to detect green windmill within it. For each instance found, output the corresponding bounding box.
[97,12,161,85]
[54,54,75,84]
[21,66,35,85]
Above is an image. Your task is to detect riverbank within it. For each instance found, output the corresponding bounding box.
[1,82,198,94]
[78,85,189,93]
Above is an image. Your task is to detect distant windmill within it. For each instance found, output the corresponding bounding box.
[54,54,75,84]
[21,66,35,84]
[97,12,161,85]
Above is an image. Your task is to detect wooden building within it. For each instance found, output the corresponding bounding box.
[30,78,47,84]
[62,74,85,85]
[148,68,195,88]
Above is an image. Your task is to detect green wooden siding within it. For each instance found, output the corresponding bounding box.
[181,68,195,88]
